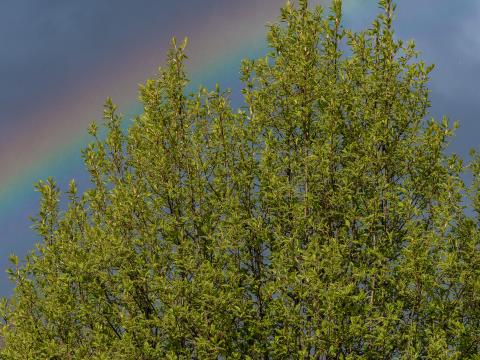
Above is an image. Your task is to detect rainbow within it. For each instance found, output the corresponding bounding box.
[0,0,369,293]
[0,1,284,205]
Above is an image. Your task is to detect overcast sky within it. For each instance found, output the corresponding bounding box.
[0,0,479,295]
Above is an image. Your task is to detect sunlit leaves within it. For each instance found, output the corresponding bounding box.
[1,1,479,358]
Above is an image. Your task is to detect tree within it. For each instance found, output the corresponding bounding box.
[1,0,479,358]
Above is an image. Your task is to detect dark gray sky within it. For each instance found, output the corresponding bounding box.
[0,0,479,296]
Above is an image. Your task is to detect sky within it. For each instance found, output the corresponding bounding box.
[0,0,479,296]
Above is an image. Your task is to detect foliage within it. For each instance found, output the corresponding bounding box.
[1,1,479,358]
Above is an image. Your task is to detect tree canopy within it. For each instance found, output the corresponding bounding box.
[1,0,479,358]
